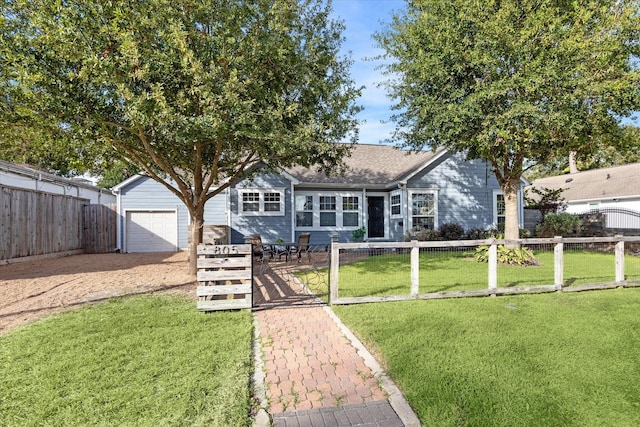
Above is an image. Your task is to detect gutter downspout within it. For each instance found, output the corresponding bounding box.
[226,187,232,244]
[291,181,296,242]
[362,188,366,241]
[115,188,122,251]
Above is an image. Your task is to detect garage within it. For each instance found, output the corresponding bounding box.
[125,210,178,253]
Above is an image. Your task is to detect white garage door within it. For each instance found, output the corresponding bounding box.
[125,211,178,253]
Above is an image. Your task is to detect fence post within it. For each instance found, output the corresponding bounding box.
[554,236,564,290]
[615,235,625,284]
[488,239,497,293]
[329,236,339,304]
[411,240,419,296]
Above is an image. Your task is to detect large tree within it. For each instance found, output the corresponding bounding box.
[376,0,640,241]
[2,0,362,273]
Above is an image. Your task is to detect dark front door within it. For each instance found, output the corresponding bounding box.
[367,196,385,238]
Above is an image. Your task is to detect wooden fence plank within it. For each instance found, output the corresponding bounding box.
[197,299,251,311]
[196,257,251,268]
[197,244,252,255]
[197,284,251,296]
[0,187,8,259]
[197,270,253,281]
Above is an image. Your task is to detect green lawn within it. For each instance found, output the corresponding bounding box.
[334,289,640,427]
[334,250,640,298]
[0,296,253,427]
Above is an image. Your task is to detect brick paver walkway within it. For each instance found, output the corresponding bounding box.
[256,306,387,414]
[252,262,419,426]
[272,400,403,426]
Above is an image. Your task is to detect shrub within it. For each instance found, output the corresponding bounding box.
[351,226,366,242]
[438,223,465,240]
[474,245,539,266]
[405,228,442,241]
[519,228,531,238]
[536,213,582,237]
[525,186,567,217]
[465,227,491,240]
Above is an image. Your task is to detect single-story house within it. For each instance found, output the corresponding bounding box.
[531,163,640,213]
[530,163,640,229]
[112,144,526,252]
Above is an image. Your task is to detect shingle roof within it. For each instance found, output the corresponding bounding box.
[286,144,447,187]
[531,163,640,202]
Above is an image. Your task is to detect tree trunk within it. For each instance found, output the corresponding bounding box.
[503,181,520,247]
[569,151,579,174]
[188,212,204,276]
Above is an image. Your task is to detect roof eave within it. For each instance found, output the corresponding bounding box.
[568,194,640,204]
[400,148,450,183]
[294,182,387,190]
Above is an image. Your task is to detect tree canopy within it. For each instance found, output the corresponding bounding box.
[525,125,640,180]
[376,0,640,240]
[2,0,362,273]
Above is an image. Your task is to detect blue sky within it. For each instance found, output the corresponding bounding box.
[329,0,637,145]
[330,0,406,145]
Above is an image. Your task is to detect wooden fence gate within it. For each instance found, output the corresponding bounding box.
[196,244,253,311]
[83,204,117,254]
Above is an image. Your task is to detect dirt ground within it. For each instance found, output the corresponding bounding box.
[0,252,196,335]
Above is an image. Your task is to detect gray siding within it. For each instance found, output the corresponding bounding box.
[407,152,501,231]
[388,217,405,241]
[203,191,228,226]
[119,176,228,250]
[230,174,293,244]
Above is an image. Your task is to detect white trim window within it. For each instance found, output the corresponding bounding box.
[390,190,402,218]
[319,196,337,226]
[295,192,361,229]
[295,195,313,227]
[493,191,506,226]
[409,190,437,230]
[238,188,285,216]
[342,196,359,227]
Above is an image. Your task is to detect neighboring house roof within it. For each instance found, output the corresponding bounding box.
[0,159,112,195]
[286,144,448,188]
[531,163,640,202]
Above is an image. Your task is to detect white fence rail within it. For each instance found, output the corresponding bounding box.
[329,236,640,305]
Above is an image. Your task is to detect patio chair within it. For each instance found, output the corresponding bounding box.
[288,233,311,263]
[245,235,273,262]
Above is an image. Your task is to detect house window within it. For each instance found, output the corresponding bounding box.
[390,191,402,218]
[493,191,505,226]
[342,196,359,227]
[294,192,362,229]
[296,195,313,227]
[242,192,260,212]
[319,196,337,226]
[410,191,436,230]
[238,189,284,216]
[496,193,506,225]
[264,192,281,212]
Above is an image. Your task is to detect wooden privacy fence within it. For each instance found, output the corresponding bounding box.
[1,185,116,261]
[197,244,253,311]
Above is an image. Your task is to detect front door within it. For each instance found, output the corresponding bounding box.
[367,196,385,238]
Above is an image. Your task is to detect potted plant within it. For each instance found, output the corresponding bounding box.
[351,226,366,242]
